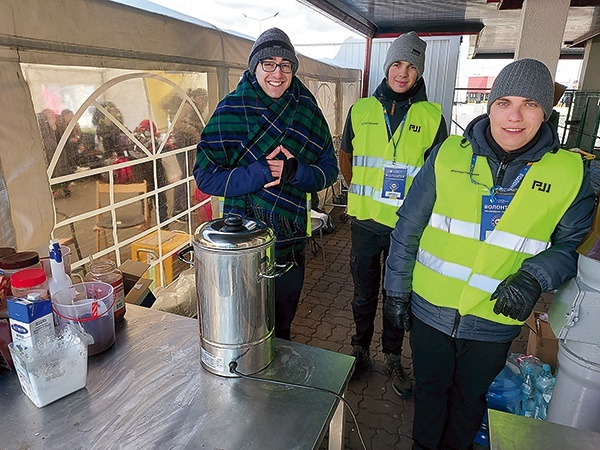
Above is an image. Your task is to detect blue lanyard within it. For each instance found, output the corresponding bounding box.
[383,107,407,164]
[469,154,532,202]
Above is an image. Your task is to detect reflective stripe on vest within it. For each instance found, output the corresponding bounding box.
[417,248,503,293]
[347,97,441,228]
[429,212,550,255]
[412,135,583,325]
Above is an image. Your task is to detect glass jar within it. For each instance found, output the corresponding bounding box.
[84,259,125,322]
[0,251,42,297]
[10,268,49,299]
[0,248,15,306]
[0,251,41,276]
[0,247,16,260]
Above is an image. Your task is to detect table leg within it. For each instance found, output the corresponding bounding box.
[328,392,346,450]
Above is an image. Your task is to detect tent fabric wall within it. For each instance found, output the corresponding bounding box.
[0,0,361,265]
[0,49,54,250]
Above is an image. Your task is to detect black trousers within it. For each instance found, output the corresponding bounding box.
[410,317,511,450]
[274,252,306,340]
[349,222,404,354]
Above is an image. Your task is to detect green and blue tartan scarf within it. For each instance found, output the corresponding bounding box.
[196,71,333,262]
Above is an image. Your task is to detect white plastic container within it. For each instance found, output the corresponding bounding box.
[51,282,115,355]
[8,325,89,408]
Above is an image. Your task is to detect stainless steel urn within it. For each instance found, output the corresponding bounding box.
[187,215,277,377]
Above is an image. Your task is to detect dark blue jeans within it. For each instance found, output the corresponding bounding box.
[410,317,511,450]
[349,221,404,354]
[274,252,306,340]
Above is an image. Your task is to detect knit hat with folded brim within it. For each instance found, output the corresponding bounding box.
[383,31,427,79]
[248,27,299,75]
[487,58,554,121]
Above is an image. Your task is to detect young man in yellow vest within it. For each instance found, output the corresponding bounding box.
[385,58,595,449]
[339,31,447,397]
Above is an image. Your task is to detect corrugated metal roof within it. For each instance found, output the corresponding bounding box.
[299,0,600,58]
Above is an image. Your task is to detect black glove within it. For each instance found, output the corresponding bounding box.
[279,158,299,184]
[384,295,411,332]
[490,270,541,321]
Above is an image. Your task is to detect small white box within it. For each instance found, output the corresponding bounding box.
[7,297,54,348]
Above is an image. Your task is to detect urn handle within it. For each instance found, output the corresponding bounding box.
[258,262,293,280]
[177,245,194,266]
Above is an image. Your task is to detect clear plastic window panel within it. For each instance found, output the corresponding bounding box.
[22,64,214,286]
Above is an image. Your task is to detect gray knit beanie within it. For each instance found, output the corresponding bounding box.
[487,58,554,121]
[383,32,426,79]
[248,28,299,75]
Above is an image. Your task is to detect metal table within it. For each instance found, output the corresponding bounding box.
[489,409,600,449]
[1,305,354,450]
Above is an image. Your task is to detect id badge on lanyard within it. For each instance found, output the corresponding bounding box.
[480,194,514,241]
[382,164,407,200]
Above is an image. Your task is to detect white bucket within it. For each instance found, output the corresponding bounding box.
[547,342,600,432]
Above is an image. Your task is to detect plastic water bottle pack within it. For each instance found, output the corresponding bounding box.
[519,365,536,417]
[533,364,555,420]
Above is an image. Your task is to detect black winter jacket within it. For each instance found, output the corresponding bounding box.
[384,114,595,342]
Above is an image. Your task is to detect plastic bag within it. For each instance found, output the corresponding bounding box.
[311,209,334,233]
[151,267,197,317]
[517,354,544,378]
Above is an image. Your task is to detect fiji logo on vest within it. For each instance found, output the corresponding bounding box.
[408,124,421,133]
[532,180,551,193]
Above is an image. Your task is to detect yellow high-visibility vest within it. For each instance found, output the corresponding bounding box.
[347,97,441,227]
[413,136,583,325]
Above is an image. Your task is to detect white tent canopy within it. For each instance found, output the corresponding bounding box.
[0,0,360,282]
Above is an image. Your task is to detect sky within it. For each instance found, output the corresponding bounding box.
[147,0,362,45]
[122,0,582,87]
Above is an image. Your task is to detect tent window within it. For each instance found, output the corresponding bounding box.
[22,64,214,284]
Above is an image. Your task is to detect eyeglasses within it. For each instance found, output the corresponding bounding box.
[259,60,294,74]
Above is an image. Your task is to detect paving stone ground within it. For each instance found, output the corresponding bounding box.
[294,206,536,450]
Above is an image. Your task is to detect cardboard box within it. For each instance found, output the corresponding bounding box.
[525,310,559,371]
[119,259,150,295]
[124,278,155,307]
[130,230,191,287]
[7,297,54,348]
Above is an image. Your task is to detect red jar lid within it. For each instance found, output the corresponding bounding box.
[10,268,47,289]
[0,251,39,270]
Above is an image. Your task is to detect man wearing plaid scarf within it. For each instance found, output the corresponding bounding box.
[194,28,338,340]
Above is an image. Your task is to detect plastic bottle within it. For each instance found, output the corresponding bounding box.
[519,365,536,417]
[533,364,555,420]
[85,259,125,322]
[10,268,49,299]
[48,240,72,297]
[0,251,42,297]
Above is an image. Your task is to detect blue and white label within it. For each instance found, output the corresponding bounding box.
[480,194,514,241]
[382,165,407,200]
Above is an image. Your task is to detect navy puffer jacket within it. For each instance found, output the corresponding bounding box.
[384,114,595,342]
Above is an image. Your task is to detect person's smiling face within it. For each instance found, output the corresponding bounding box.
[255,57,293,99]
[489,96,545,151]
[386,61,418,94]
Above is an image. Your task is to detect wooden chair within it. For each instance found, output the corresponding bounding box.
[94,180,150,252]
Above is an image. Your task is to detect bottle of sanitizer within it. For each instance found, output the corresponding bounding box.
[47,240,72,297]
